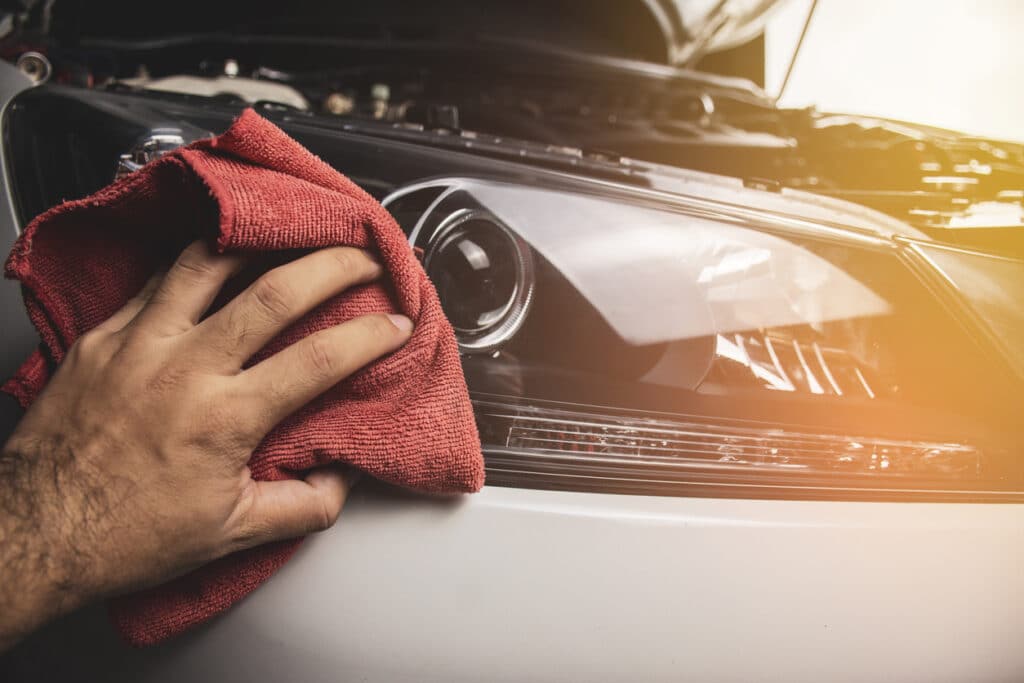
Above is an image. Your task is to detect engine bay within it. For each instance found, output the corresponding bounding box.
[3,0,1024,256]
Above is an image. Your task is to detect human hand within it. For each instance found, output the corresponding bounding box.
[0,241,412,650]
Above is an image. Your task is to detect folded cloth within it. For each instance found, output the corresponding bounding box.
[2,109,484,646]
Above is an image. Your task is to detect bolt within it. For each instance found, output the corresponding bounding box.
[16,51,52,84]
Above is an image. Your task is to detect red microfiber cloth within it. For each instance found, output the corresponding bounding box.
[2,109,484,646]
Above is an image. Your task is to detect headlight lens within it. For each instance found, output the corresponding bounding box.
[388,179,1024,501]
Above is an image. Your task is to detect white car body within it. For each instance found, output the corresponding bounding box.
[7,484,1024,682]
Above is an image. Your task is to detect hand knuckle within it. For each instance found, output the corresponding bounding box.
[227,517,264,554]
[117,323,157,353]
[312,500,337,532]
[328,248,359,276]
[250,274,294,320]
[174,242,215,280]
[69,329,108,361]
[124,291,147,310]
[304,335,339,377]
[77,328,104,349]
[215,305,255,357]
[189,394,256,450]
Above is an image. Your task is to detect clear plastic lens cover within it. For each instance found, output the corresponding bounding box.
[467,182,894,345]
[387,179,1021,499]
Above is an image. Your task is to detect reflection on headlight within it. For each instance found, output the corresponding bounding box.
[466,181,892,345]
[707,331,877,398]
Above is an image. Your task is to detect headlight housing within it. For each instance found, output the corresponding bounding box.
[387,178,1024,501]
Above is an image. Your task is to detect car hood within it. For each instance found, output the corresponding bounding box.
[641,0,783,65]
[53,0,785,67]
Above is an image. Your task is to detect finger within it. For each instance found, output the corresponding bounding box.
[135,241,244,335]
[231,467,355,550]
[193,247,383,368]
[242,312,413,430]
[93,270,165,334]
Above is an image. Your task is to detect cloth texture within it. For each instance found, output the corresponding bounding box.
[3,109,484,645]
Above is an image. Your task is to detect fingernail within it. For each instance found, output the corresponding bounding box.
[387,314,413,334]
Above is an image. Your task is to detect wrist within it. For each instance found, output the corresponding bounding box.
[0,441,97,650]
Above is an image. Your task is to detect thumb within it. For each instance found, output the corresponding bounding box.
[231,467,359,551]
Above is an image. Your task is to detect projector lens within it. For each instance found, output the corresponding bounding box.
[424,210,533,352]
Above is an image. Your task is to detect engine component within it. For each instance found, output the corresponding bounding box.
[324,91,354,115]
[114,131,186,180]
[118,73,309,110]
[15,50,50,83]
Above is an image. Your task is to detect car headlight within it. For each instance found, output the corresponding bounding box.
[387,178,1024,501]
[8,88,1023,501]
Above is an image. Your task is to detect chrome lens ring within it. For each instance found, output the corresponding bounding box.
[423,208,534,353]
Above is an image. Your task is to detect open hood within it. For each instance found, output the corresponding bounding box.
[26,0,785,68]
[642,0,783,65]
